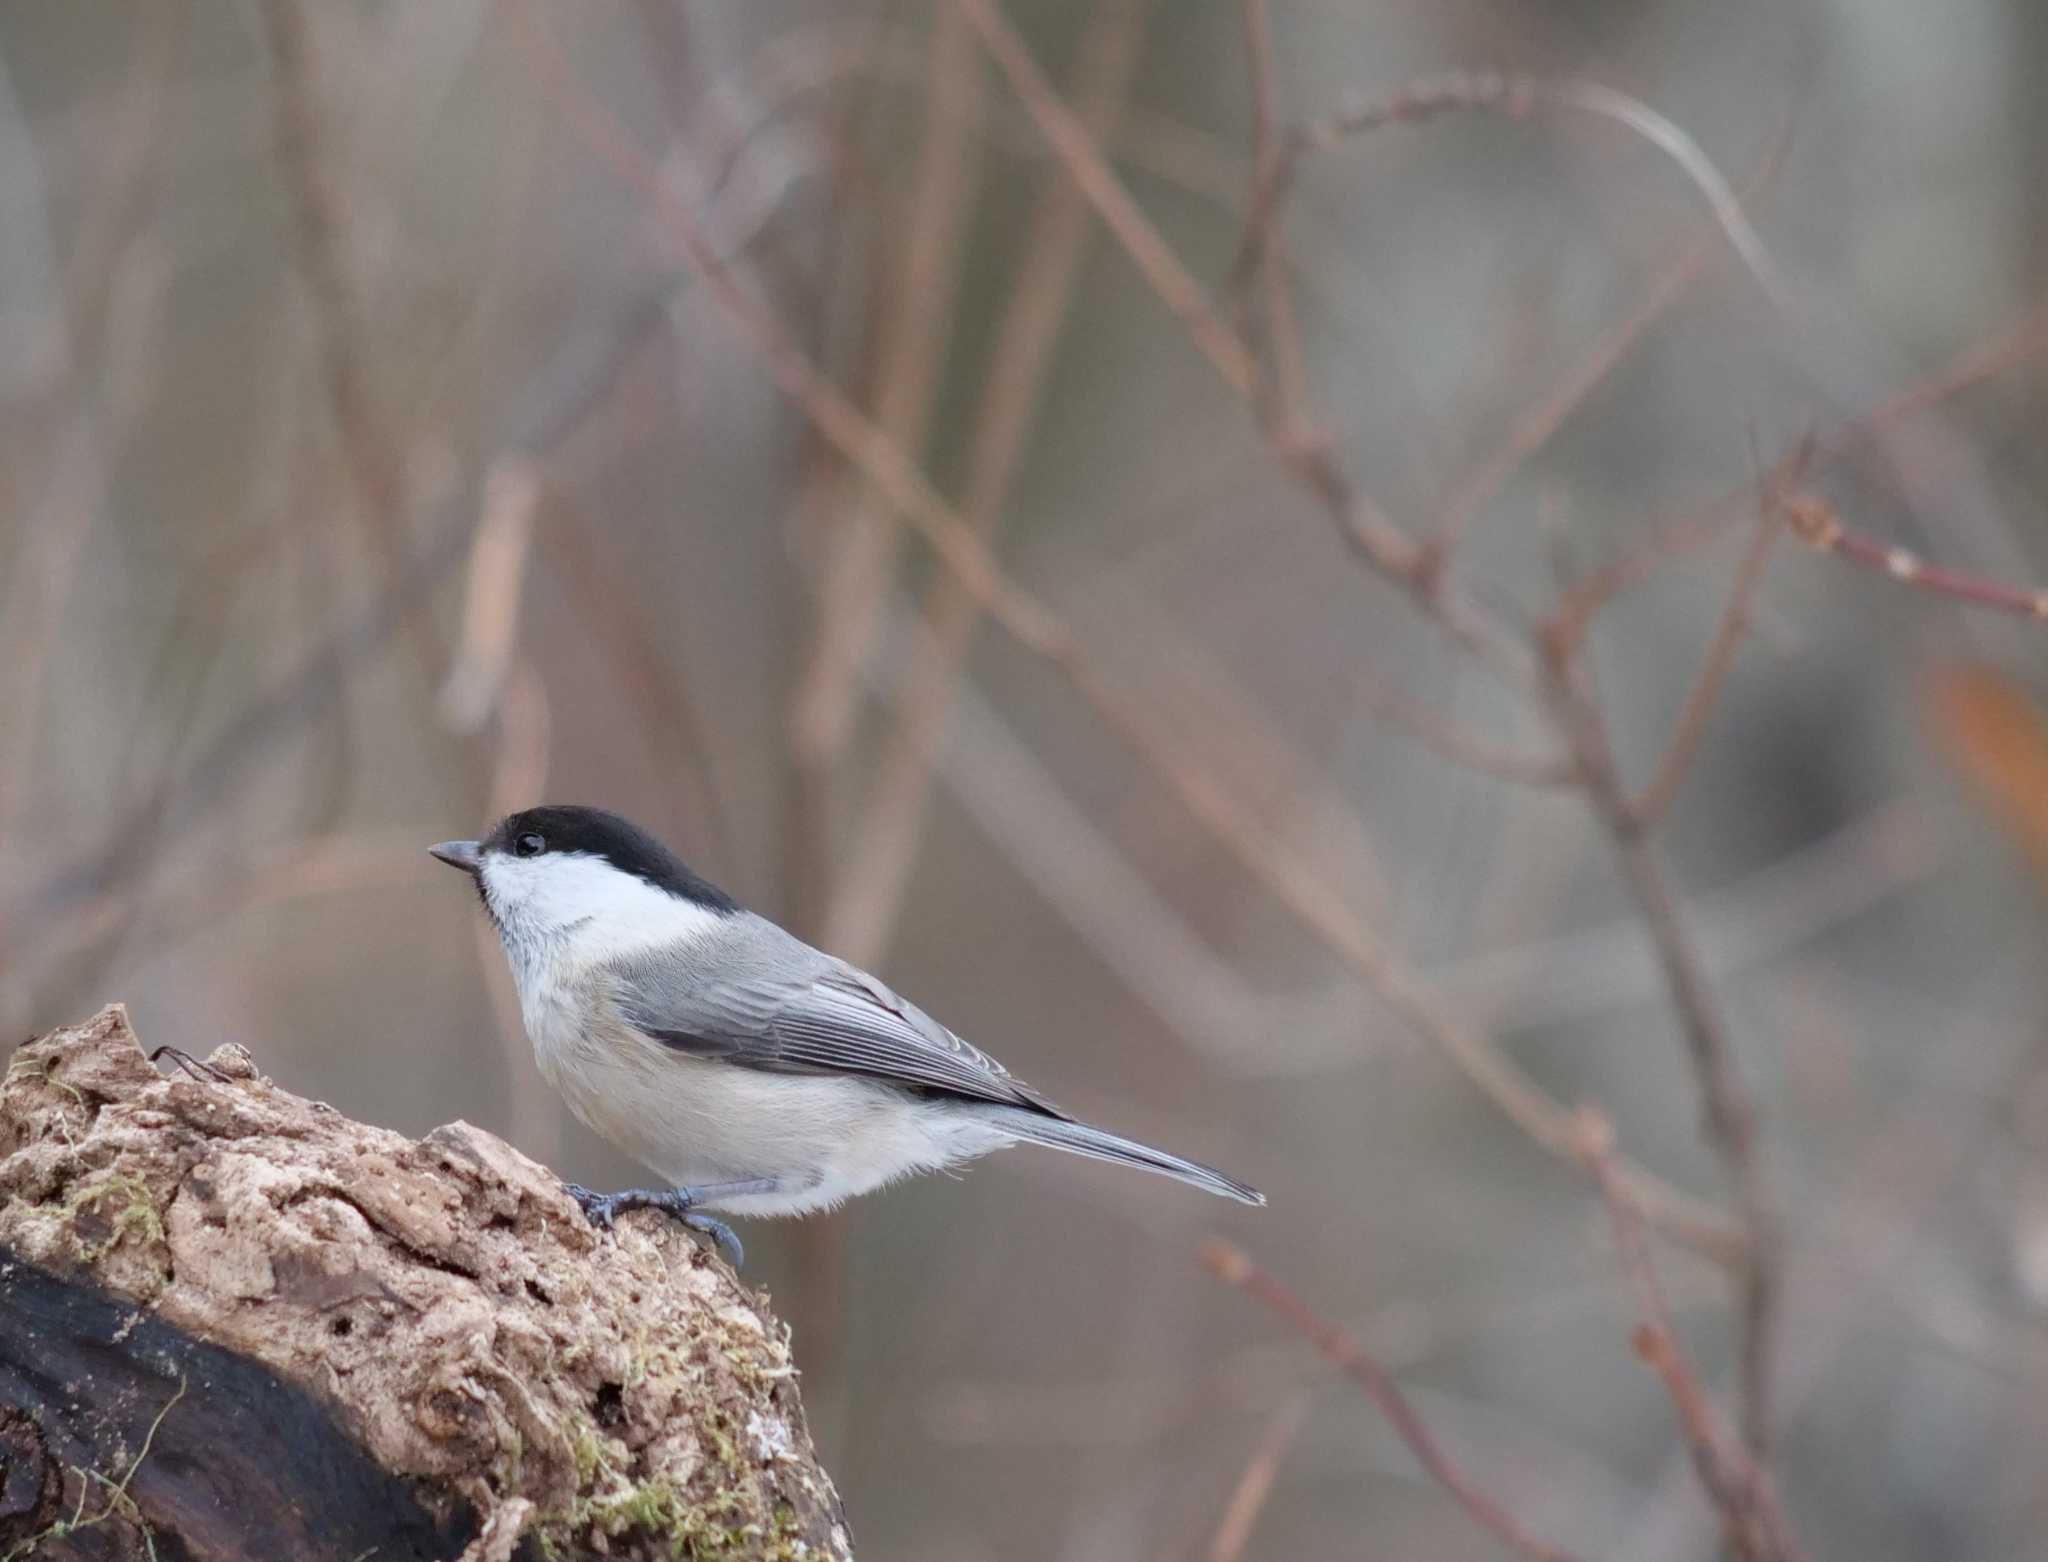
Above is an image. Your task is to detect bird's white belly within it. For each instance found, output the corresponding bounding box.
[518,970,1010,1217]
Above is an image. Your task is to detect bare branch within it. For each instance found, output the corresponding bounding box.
[1354,673,1578,788]
[261,0,446,676]
[828,0,1155,967]
[1578,1114,1810,1562]
[1203,1391,1309,1562]
[786,7,985,786]
[953,0,1255,396]
[1201,1239,1589,1562]
[1629,494,1785,829]
[1825,296,2048,455]
[507,0,1742,1264]
[959,0,1546,694]
[1433,113,1795,559]
[1783,490,2048,621]
[438,457,543,734]
[1540,636,1779,1448]
[1292,72,1789,315]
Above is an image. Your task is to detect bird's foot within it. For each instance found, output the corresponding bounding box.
[562,1184,745,1268]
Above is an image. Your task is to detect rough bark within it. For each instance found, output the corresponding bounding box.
[0,1006,852,1561]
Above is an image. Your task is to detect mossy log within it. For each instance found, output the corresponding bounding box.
[0,1006,852,1561]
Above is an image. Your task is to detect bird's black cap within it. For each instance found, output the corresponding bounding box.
[485,805,741,912]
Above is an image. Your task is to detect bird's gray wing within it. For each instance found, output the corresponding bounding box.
[610,920,1067,1117]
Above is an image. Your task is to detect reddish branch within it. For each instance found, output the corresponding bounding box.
[1577,1114,1810,1562]
[1201,1239,1586,1562]
[1781,491,2048,620]
[506,0,1741,1264]
[1217,6,1793,1459]
[514,6,2048,1539]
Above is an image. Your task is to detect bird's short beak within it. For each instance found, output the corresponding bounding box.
[429,839,483,873]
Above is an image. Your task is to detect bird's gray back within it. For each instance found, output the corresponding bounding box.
[607,911,1067,1117]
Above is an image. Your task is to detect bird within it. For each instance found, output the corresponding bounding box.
[431,805,1262,1265]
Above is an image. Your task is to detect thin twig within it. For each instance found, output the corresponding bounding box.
[1782,490,2048,620]
[1200,1240,1587,1562]
[1540,635,1778,1448]
[953,0,1254,396]
[261,0,446,677]
[1432,112,1795,560]
[8,269,690,980]
[1353,673,1578,789]
[507,0,1742,1264]
[963,0,1535,690]
[0,9,176,856]
[1204,1390,1310,1562]
[1234,0,1309,435]
[1217,19,1788,1364]
[1289,72,1788,315]
[1628,493,1785,828]
[827,0,1154,966]
[1551,299,2048,646]
[785,6,985,806]
[438,457,543,734]
[1552,489,1755,648]
[542,486,732,860]
[1577,1114,1810,1562]
[1824,296,2048,456]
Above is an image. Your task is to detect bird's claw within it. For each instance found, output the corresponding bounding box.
[562,1183,620,1229]
[682,1212,745,1269]
[562,1183,744,1267]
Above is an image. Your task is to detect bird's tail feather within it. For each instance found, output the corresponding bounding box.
[984,1107,1264,1206]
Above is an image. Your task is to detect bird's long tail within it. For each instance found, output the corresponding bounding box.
[980,1106,1264,1205]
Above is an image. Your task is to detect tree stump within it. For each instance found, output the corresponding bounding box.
[0,1006,852,1561]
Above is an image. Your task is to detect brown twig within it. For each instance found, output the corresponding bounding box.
[1628,491,1786,828]
[964,0,1536,689]
[1282,72,1787,315]
[1431,111,1795,561]
[1550,299,2048,649]
[0,11,178,892]
[826,0,1154,967]
[1576,1114,1810,1562]
[261,0,446,678]
[953,0,1254,396]
[8,262,690,987]
[1540,631,1778,1449]
[1781,490,2048,620]
[542,489,733,861]
[1353,672,1578,788]
[1203,1390,1309,1562]
[1821,299,2048,458]
[438,457,543,734]
[785,6,985,823]
[1219,23,1790,1395]
[1234,0,1310,436]
[1200,1239,1587,1562]
[506,0,1741,1264]
[1553,489,1756,647]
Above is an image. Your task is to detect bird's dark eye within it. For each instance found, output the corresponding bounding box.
[514,832,546,858]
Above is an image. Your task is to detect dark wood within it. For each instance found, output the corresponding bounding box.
[0,1252,488,1561]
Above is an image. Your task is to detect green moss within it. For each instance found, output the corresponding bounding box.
[569,1425,607,1486]
[5,1051,89,1143]
[527,1305,821,1558]
[57,1170,166,1261]
[536,1414,798,1561]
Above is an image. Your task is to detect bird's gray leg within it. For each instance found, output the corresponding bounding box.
[563,1179,779,1268]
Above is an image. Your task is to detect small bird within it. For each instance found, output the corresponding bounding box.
[432,805,1262,1265]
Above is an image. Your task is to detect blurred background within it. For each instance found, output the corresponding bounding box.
[5,2,2048,1557]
